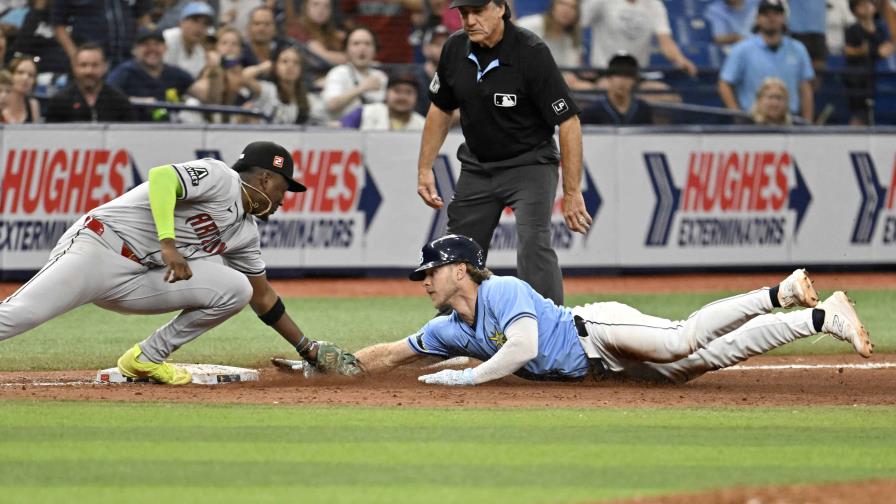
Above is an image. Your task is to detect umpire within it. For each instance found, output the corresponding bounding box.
[415,0,589,306]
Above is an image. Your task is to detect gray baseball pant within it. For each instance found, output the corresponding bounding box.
[447,142,564,305]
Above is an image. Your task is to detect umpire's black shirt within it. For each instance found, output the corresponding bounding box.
[429,21,580,163]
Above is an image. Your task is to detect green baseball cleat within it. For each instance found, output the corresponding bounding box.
[117,344,192,385]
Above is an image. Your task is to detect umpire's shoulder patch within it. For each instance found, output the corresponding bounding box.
[184,165,209,186]
[429,72,440,94]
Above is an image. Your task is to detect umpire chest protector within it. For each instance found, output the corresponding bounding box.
[430,21,580,163]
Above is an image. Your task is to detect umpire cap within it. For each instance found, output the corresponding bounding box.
[409,234,486,281]
[232,141,306,192]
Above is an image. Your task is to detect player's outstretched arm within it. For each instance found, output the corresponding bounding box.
[354,339,428,374]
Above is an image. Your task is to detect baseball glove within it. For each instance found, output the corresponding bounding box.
[310,341,364,376]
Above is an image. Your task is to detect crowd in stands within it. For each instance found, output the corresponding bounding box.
[0,0,893,127]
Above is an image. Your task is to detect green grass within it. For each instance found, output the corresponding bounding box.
[1,402,894,504]
[1,289,893,371]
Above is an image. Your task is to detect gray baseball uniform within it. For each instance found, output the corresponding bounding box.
[0,158,262,362]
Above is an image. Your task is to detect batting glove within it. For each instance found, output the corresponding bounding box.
[418,368,475,386]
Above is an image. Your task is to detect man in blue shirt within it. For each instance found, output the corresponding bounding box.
[107,27,205,122]
[718,0,815,122]
[703,0,759,52]
[344,235,872,386]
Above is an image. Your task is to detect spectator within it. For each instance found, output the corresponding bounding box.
[218,0,267,34]
[788,0,829,74]
[341,0,422,63]
[340,72,425,130]
[749,76,792,125]
[51,0,151,69]
[580,53,653,125]
[718,0,815,122]
[827,0,856,56]
[163,1,215,78]
[703,0,759,52]
[414,23,449,115]
[283,0,346,67]
[844,0,894,125]
[322,26,387,121]
[3,55,39,122]
[214,25,249,63]
[580,0,697,76]
[242,6,289,66]
[516,0,583,67]
[107,26,208,121]
[242,45,311,124]
[10,0,68,75]
[45,43,136,122]
[180,54,252,123]
[0,69,11,119]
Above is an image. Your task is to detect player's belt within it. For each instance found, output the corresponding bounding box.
[573,315,611,381]
[83,216,142,265]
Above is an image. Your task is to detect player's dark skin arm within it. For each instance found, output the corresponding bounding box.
[247,274,318,361]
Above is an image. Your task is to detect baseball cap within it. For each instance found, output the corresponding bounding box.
[180,1,215,22]
[135,26,165,44]
[388,72,419,91]
[232,141,306,192]
[424,24,450,45]
[449,0,489,7]
[605,53,640,79]
[757,0,786,14]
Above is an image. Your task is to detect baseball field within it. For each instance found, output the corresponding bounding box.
[1,272,895,503]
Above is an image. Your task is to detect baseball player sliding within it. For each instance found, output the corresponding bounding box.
[0,141,355,384]
[334,235,872,385]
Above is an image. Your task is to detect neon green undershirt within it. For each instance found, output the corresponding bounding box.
[148,165,183,241]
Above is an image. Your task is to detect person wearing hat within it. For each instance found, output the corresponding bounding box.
[323,235,872,385]
[0,140,358,385]
[107,26,209,121]
[718,0,815,122]
[416,0,588,306]
[414,23,451,116]
[51,0,152,69]
[580,53,653,125]
[163,1,216,79]
[340,71,426,130]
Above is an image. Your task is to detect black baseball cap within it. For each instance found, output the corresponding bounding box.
[449,0,489,7]
[232,141,306,192]
[757,0,786,14]
[388,72,419,91]
[605,53,640,79]
[135,26,165,44]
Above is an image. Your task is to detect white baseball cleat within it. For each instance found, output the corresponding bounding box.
[778,268,819,308]
[819,291,873,358]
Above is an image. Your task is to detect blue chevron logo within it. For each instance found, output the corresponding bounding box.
[358,164,382,233]
[849,152,887,244]
[644,153,681,246]
[788,161,812,236]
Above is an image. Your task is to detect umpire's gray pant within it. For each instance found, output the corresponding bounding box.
[447,141,564,305]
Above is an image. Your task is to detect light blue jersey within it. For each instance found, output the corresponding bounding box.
[406,276,590,380]
[720,35,814,113]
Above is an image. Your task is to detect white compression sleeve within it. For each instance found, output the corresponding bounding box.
[471,317,539,384]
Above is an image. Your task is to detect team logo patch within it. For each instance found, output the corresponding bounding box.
[273,155,284,168]
[488,331,507,348]
[552,99,569,115]
[494,93,517,107]
[184,166,208,186]
[429,72,440,93]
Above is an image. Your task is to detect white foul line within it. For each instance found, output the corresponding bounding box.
[722,362,896,371]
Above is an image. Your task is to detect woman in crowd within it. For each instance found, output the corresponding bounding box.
[3,55,40,123]
[516,0,583,68]
[750,77,792,125]
[321,26,387,122]
[283,0,346,68]
[243,45,311,124]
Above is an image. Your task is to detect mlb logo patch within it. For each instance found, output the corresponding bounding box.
[273,155,284,168]
[494,93,517,107]
[552,99,568,115]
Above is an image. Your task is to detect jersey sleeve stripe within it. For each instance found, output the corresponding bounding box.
[172,165,189,200]
[406,335,448,357]
[502,312,536,334]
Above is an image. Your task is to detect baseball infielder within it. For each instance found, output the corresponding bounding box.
[348,235,872,385]
[0,141,355,384]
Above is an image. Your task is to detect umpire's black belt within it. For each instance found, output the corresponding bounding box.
[574,315,611,381]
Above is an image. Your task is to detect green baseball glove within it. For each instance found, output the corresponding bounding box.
[312,341,364,376]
